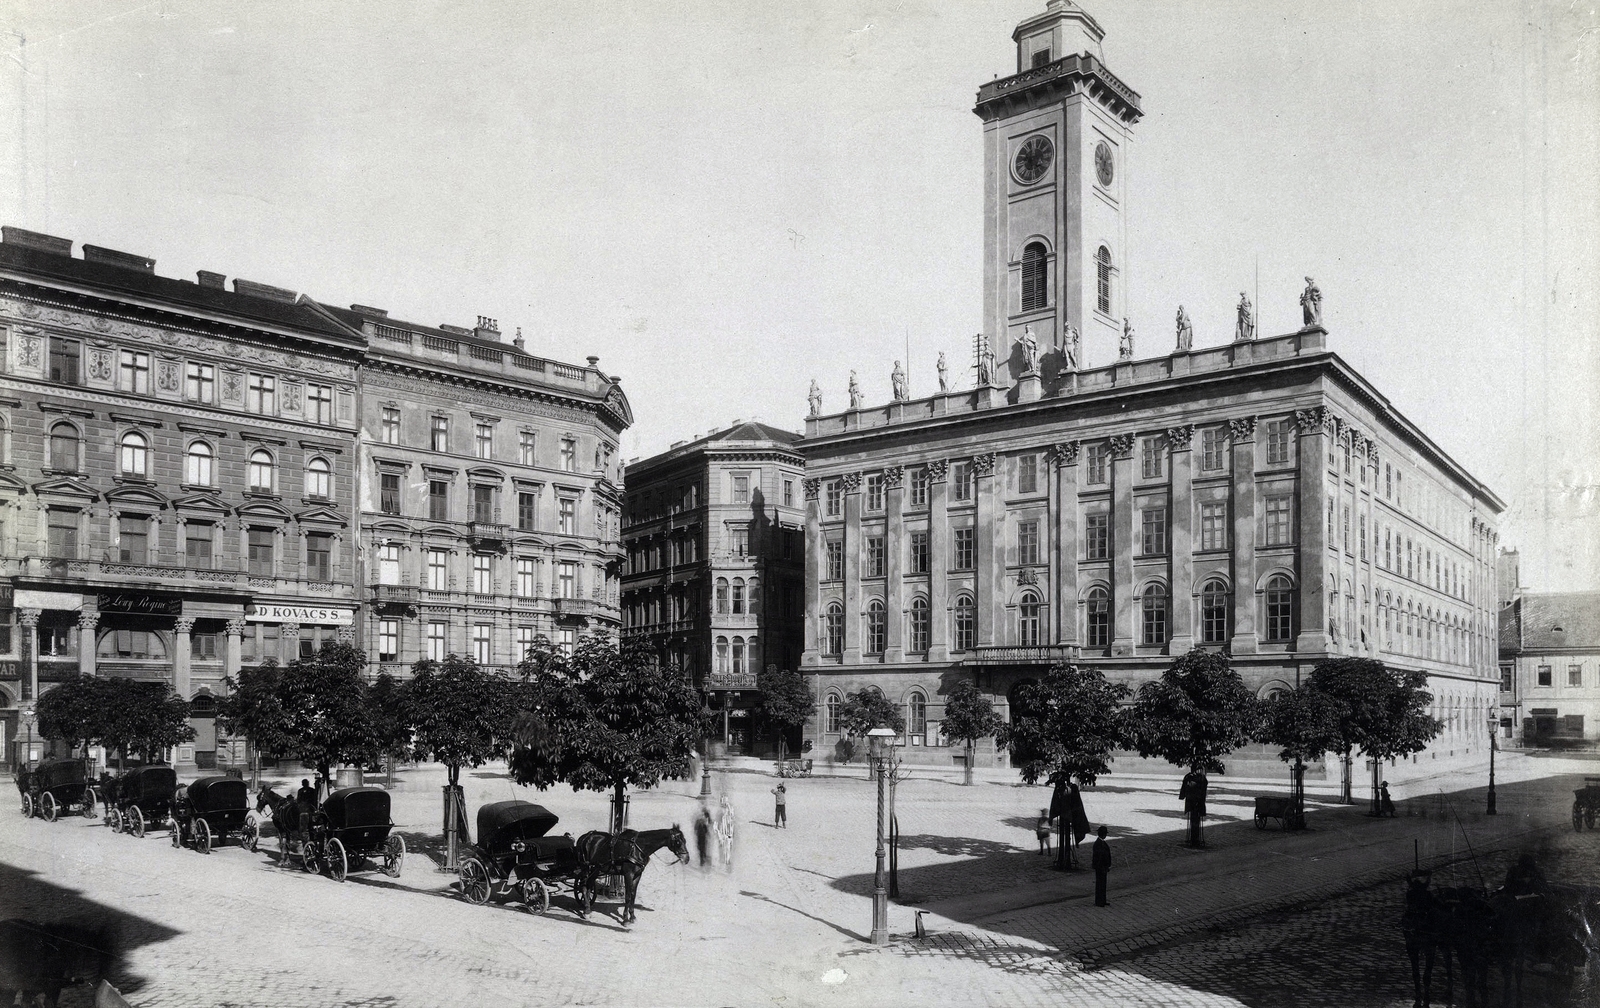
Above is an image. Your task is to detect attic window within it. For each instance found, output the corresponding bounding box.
[1032,48,1053,68]
[1551,626,1564,633]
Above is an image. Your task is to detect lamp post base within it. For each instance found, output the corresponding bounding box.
[870,890,889,945]
[1486,785,1497,815]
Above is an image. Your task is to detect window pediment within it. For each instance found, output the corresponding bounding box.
[30,477,98,501]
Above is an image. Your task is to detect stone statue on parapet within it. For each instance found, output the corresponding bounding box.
[847,370,861,409]
[936,352,948,392]
[1062,323,1080,372]
[1020,325,1040,374]
[891,360,908,401]
[807,379,822,417]
[975,336,996,387]
[1118,318,1134,360]
[1300,277,1322,328]
[1175,306,1193,352]
[1235,292,1255,342]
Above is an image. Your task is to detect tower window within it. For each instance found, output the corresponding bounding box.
[1096,246,1113,315]
[1031,48,1053,68]
[1021,242,1048,312]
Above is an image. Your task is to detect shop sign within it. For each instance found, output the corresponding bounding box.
[97,593,182,615]
[247,604,354,626]
[14,590,83,611]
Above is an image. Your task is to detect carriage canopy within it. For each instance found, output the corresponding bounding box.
[37,758,86,790]
[186,776,247,814]
[476,801,559,852]
[121,766,177,803]
[322,787,390,829]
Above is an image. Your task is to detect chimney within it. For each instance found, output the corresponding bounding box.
[1,226,73,256]
[475,316,500,341]
[82,245,156,273]
[196,270,226,290]
[513,327,525,350]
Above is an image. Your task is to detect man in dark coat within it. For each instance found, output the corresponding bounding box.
[1091,826,1111,906]
[1178,770,1208,847]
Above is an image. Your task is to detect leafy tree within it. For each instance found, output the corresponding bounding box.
[1127,649,1261,775]
[1257,686,1345,809]
[219,661,296,786]
[839,688,905,738]
[96,679,196,771]
[35,674,108,754]
[509,635,705,832]
[277,642,383,788]
[366,671,413,784]
[1307,657,1441,810]
[755,665,814,763]
[939,680,1006,785]
[999,664,1129,787]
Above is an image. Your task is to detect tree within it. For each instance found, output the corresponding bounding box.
[277,642,383,789]
[838,688,906,776]
[755,665,814,764]
[999,665,1129,787]
[96,679,196,772]
[219,661,296,787]
[1257,686,1345,813]
[34,674,108,754]
[366,671,414,786]
[510,635,705,833]
[939,680,1006,785]
[1127,649,1261,774]
[1307,658,1441,811]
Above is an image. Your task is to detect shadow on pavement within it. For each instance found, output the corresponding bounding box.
[740,889,867,943]
[896,834,1027,858]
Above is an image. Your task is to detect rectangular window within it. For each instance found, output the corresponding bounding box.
[179,522,211,568]
[307,384,333,424]
[864,536,885,578]
[49,338,81,385]
[516,626,536,661]
[429,480,449,521]
[121,351,151,393]
[1265,497,1293,546]
[381,408,401,444]
[863,474,882,512]
[519,431,537,465]
[427,622,448,661]
[909,469,929,508]
[518,492,537,531]
[910,531,930,574]
[472,554,493,595]
[560,438,576,472]
[1537,665,1552,687]
[1141,507,1167,556]
[558,562,576,599]
[558,628,575,655]
[782,479,794,507]
[1359,515,1368,561]
[377,543,400,585]
[1200,502,1228,551]
[1570,664,1583,687]
[1031,47,1052,68]
[731,526,750,556]
[247,528,274,576]
[559,498,576,535]
[825,540,844,581]
[1140,438,1163,479]
[431,416,449,452]
[185,362,215,403]
[119,516,149,564]
[1017,520,1040,565]
[475,423,494,459]
[472,624,492,664]
[191,633,217,660]
[473,485,495,524]
[305,533,332,581]
[1084,513,1109,560]
[1018,455,1038,495]
[734,474,752,505]
[380,473,401,515]
[427,549,449,590]
[1264,420,1290,465]
[952,528,975,570]
[378,620,399,661]
[1385,464,1393,498]
[1342,505,1350,550]
[247,372,274,413]
[515,558,536,598]
[1500,664,1514,692]
[1086,444,1109,484]
[1200,428,1225,472]
[1343,440,1352,474]
[951,462,974,502]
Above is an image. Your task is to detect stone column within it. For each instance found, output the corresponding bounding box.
[925,463,950,663]
[1228,418,1259,654]
[841,474,863,664]
[882,469,905,664]
[224,619,245,679]
[18,609,39,702]
[76,612,99,677]
[1166,427,1196,653]
[1294,408,1330,653]
[173,618,194,699]
[972,454,1000,646]
[1050,443,1080,644]
[280,623,301,664]
[1109,436,1135,656]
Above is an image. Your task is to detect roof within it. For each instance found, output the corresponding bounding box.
[1502,592,1600,653]
[706,421,802,446]
[626,420,804,477]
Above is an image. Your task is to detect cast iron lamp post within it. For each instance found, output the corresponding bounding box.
[19,705,37,767]
[867,726,896,945]
[1486,714,1498,815]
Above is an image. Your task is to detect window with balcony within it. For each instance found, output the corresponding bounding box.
[248,528,275,576]
[1018,591,1042,646]
[730,526,750,556]
[305,533,332,581]
[429,480,449,521]
[49,423,80,472]
[472,554,493,595]
[426,549,448,590]
[185,523,213,569]
[121,351,151,393]
[247,372,274,413]
[473,485,496,524]
[381,408,401,444]
[119,431,149,478]
[118,515,149,564]
[185,362,215,403]
[952,527,975,570]
[378,620,399,661]
[377,543,400,585]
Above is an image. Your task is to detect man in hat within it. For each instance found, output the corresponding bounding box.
[1091,827,1112,906]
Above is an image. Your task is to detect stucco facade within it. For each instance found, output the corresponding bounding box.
[1499,591,1600,746]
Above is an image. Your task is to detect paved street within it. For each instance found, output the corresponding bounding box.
[2,752,1594,1007]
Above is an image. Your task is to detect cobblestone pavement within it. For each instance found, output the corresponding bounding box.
[0,752,1591,1007]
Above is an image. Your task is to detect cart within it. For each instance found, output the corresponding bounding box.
[1573,778,1600,831]
[106,765,177,838]
[172,775,259,854]
[301,787,404,881]
[1253,795,1305,831]
[24,758,97,822]
[457,800,582,915]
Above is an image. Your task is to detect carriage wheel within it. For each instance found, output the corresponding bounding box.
[382,835,404,878]
[109,808,123,833]
[1254,812,1266,830]
[302,842,321,875]
[82,792,97,819]
[42,792,59,822]
[326,839,347,882]
[171,822,183,848]
[521,878,551,916]
[20,793,33,819]
[195,818,212,855]
[129,806,146,839]
[242,819,260,853]
[457,858,492,905]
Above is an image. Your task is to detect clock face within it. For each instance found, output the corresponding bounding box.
[1013,135,1054,185]
[1095,142,1115,187]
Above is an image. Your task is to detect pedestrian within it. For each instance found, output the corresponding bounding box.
[716,795,737,869]
[693,803,714,867]
[1091,826,1112,906]
[771,782,787,828]
[1035,809,1052,855]
[1379,781,1397,818]
[1179,769,1208,847]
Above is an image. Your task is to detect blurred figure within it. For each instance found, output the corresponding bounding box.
[770,783,787,828]
[693,803,714,868]
[1379,781,1397,818]
[1035,809,1052,855]
[716,795,737,870]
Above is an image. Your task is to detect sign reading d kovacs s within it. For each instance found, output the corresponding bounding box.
[246,604,355,626]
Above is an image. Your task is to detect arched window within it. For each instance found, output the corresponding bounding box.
[907,691,927,738]
[248,449,275,492]
[1201,579,1229,643]
[118,431,149,477]
[715,636,729,675]
[49,423,80,473]
[1086,586,1110,647]
[953,594,976,652]
[185,441,214,486]
[1095,245,1113,315]
[1141,584,1167,645]
[1265,576,1295,642]
[732,578,746,615]
[865,599,886,654]
[304,456,331,499]
[1017,591,1042,646]
[1020,242,1048,312]
[824,602,844,655]
[909,596,930,653]
[715,578,730,614]
[747,577,760,616]
[825,692,841,734]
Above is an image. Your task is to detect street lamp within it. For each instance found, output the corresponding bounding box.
[867,726,897,946]
[1486,714,1498,815]
[19,705,37,768]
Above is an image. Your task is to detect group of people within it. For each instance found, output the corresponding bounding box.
[691,795,738,870]
[1033,779,1115,907]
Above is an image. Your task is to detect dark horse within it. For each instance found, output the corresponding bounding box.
[255,786,311,868]
[575,826,689,925]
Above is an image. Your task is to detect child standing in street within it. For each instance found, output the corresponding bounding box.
[1035,809,1052,855]
[771,782,787,828]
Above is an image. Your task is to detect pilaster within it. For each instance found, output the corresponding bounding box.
[926,464,950,662]
[1294,408,1330,653]
[1228,417,1259,654]
[77,612,99,677]
[19,609,40,702]
[973,454,1000,646]
[841,473,863,665]
[1167,427,1195,653]
[280,622,301,665]
[883,471,905,664]
[1049,443,1080,644]
[224,619,246,680]
[174,618,194,701]
[1109,436,1135,656]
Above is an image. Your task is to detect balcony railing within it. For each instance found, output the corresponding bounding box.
[370,584,419,604]
[705,671,758,691]
[554,597,611,620]
[966,644,1076,666]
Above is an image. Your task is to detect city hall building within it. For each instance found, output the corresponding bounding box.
[800,1,1506,773]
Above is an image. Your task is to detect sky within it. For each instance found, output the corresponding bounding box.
[2,0,1596,591]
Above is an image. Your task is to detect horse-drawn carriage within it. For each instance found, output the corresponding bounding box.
[1572,777,1600,831]
[105,765,177,837]
[172,776,258,854]
[457,801,583,915]
[301,787,403,881]
[18,758,97,822]
[1253,794,1306,831]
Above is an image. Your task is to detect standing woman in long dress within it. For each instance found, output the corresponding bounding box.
[716,795,736,870]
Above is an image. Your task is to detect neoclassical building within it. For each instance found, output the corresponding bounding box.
[799,1,1505,772]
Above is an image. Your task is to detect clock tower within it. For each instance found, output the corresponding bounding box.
[975,0,1142,384]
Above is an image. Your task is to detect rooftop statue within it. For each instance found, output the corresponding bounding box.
[1235,293,1255,342]
[1062,322,1081,372]
[1175,306,1193,351]
[936,352,949,392]
[1020,325,1040,374]
[807,379,822,417]
[1118,318,1134,360]
[891,360,908,401]
[848,371,861,409]
[1300,277,1323,328]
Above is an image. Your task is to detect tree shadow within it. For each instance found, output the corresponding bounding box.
[895,834,1028,858]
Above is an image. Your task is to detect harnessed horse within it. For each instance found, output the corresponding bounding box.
[574,826,688,925]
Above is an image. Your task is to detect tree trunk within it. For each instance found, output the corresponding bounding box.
[1341,752,1353,804]
[964,741,975,786]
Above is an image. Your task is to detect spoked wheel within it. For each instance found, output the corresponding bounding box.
[458,858,492,905]
[129,806,146,839]
[195,818,212,855]
[109,808,123,833]
[521,878,551,916]
[171,822,184,849]
[382,834,404,878]
[42,792,59,822]
[326,838,347,882]
[82,793,97,819]
[242,819,260,853]
[302,842,321,875]
[20,793,33,819]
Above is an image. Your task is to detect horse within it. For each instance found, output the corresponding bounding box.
[255,786,311,868]
[574,826,689,925]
